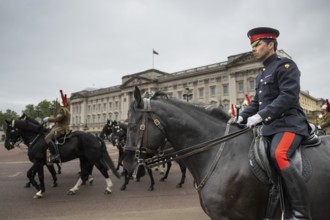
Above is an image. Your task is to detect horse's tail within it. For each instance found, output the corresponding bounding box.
[98,137,121,178]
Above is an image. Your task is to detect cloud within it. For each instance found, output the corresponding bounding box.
[1,0,329,113]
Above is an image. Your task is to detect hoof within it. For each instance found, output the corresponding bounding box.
[25,183,31,188]
[88,178,94,185]
[104,189,112,194]
[33,191,43,199]
[176,184,183,188]
[160,178,165,182]
[52,182,58,187]
[120,185,126,191]
[67,190,76,195]
[148,187,154,191]
[33,194,43,199]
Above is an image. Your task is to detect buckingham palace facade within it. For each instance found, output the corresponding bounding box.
[69,50,322,132]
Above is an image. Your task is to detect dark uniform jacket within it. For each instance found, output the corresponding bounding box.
[240,54,310,137]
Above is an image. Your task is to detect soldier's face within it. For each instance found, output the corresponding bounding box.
[252,40,274,62]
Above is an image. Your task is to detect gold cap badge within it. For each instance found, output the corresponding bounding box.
[284,64,290,69]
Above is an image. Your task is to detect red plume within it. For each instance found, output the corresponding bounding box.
[326,99,330,112]
[60,90,69,107]
[245,94,251,105]
[231,104,236,117]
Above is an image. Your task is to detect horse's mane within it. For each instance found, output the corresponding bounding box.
[151,92,230,123]
[14,120,42,133]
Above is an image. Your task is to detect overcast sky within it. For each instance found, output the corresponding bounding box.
[1,0,329,114]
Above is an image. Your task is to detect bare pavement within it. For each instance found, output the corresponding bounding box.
[0,142,209,220]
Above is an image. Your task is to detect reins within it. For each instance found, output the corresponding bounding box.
[129,98,251,168]
[145,125,251,167]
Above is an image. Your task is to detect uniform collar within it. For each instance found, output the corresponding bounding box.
[263,53,278,67]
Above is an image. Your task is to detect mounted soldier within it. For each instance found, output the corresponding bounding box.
[236,27,312,219]
[318,99,330,134]
[43,90,71,163]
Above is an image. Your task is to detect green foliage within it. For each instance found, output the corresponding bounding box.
[21,100,60,120]
[0,99,60,130]
[0,109,19,130]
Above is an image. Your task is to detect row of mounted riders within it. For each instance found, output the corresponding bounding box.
[4,115,186,199]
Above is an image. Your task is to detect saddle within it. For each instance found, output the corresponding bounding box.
[53,130,73,145]
[248,125,321,219]
[248,126,321,185]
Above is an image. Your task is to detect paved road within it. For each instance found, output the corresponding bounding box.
[0,142,209,220]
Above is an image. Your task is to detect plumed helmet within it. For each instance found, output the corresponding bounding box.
[321,104,327,110]
[242,99,249,106]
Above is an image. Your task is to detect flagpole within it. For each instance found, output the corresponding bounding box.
[152,49,154,69]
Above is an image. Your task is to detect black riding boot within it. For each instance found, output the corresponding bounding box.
[48,141,60,162]
[281,166,312,220]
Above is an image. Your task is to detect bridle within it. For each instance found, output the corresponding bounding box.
[5,120,41,150]
[125,98,251,166]
[125,98,167,164]
[125,98,251,190]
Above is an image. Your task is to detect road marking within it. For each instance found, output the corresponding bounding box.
[8,172,22,177]
[0,161,30,165]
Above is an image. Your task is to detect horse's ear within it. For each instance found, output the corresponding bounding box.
[134,86,143,108]
[5,119,10,124]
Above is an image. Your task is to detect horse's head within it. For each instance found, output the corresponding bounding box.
[4,120,21,150]
[100,120,113,139]
[4,119,45,150]
[123,87,167,173]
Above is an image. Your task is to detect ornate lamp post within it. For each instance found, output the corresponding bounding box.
[182,88,193,102]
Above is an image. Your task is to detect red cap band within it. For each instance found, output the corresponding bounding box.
[249,33,277,43]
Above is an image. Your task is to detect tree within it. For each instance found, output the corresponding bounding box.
[0,110,19,131]
[22,100,59,120]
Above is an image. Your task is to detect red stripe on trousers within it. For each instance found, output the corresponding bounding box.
[275,132,295,170]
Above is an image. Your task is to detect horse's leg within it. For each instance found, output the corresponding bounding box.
[117,147,124,170]
[27,164,40,191]
[87,165,94,185]
[176,161,187,188]
[33,163,45,199]
[46,164,58,187]
[120,169,131,191]
[160,163,166,174]
[160,161,171,182]
[116,146,121,170]
[25,166,34,188]
[94,162,113,194]
[68,159,89,195]
[147,167,155,191]
[55,162,61,174]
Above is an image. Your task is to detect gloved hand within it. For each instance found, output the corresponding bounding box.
[43,117,49,123]
[231,116,243,124]
[247,114,262,128]
[317,125,322,129]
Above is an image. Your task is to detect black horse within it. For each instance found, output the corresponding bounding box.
[123,86,330,220]
[100,120,127,171]
[4,119,120,199]
[16,114,62,188]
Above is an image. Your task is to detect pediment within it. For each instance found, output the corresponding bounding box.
[121,69,169,88]
[121,76,154,88]
[227,52,256,66]
[70,92,86,100]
